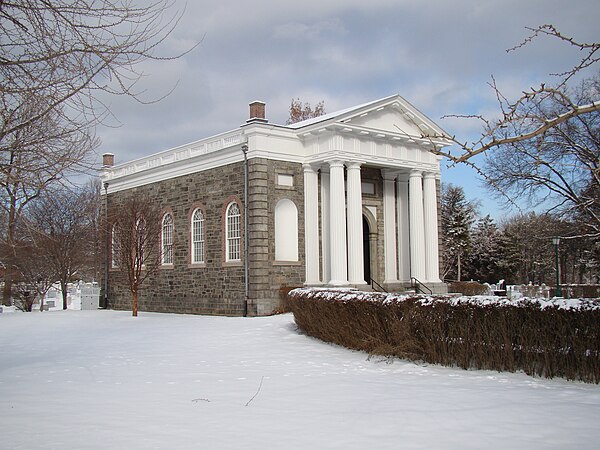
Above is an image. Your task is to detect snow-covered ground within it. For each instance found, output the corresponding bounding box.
[1,309,598,449]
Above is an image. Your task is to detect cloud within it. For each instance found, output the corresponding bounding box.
[93,0,598,214]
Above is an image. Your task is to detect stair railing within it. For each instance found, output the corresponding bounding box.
[370,278,388,293]
[411,277,432,294]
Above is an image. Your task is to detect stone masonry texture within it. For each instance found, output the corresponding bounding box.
[101,158,305,316]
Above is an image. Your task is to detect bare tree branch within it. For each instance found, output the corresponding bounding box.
[426,25,599,238]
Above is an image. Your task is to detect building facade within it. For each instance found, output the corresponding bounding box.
[100,95,452,316]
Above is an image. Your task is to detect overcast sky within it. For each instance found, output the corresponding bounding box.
[95,0,598,218]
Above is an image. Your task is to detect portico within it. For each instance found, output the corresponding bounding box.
[303,162,443,290]
[294,94,451,292]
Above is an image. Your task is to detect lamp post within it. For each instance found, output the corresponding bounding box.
[103,181,109,308]
[552,237,562,297]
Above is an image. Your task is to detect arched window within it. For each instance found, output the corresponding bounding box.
[161,213,173,265]
[191,208,205,264]
[225,202,241,262]
[111,223,120,268]
[275,199,298,261]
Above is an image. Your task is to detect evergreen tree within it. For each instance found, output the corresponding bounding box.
[465,215,503,283]
[440,184,477,281]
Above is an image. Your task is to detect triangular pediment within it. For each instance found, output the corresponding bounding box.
[288,94,450,146]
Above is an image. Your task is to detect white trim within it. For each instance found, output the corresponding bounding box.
[191,208,205,264]
[225,202,241,262]
[161,213,174,266]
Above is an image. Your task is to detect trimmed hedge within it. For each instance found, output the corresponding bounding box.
[287,288,600,383]
[449,281,488,296]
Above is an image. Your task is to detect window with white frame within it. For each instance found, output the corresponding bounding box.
[111,223,120,268]
[225,202,241,261]
[191,208,205,264]
[135,217,146,267]
[162,213,173,265]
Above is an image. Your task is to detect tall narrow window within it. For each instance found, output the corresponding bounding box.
[111,223,120,268]
[226,202,241,261]
[162,213,173,265]
[135,217,146,268]
[191,208,205,264]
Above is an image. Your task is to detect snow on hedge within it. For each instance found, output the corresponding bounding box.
[289,287,600,311]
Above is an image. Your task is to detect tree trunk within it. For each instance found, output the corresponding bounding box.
[2,197,17,306]
[2,280,12,307]
[60,279,68,310]
[132,288,138,317]
[457,252,462,282]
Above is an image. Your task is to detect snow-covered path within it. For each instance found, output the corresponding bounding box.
[1,310,598,449]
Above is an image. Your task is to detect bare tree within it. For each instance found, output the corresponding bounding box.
[286,98,326,124]
[25,185,100,309]
[431,25,599,164]
[423,25,599,236]
[1,1,193,135]
[12,244,54,312]
[0,94,97,304]
[111,194,162,316]
[483,74,599,237]
[0,1,195,304]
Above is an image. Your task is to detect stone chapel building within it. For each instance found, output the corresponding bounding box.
[100,94,452,316]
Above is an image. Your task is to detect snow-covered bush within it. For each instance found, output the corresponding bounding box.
[287,288,600,383]
[448,280,488,296]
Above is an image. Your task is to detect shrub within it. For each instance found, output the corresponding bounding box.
[287,288,600,383]
[449,281,488,295]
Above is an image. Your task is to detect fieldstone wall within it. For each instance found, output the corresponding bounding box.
[248,158,305,315]
[101,158,306,316]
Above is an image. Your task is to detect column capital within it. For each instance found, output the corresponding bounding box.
[409,169,423,178]
[328,160,345,170]
[396,172,410,182]
[346,161,361,170]
[382,169,399,181]
[423,171,437,180]
[302,163,319,173]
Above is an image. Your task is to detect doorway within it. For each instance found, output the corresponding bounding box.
[363,215,371,283]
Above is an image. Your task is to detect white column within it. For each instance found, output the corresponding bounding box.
[328,160,348,286]
[396,175,410,281]
[423,172,441,283]
[383,171,398,283]
[409,170,426,281]
[303,164,320,285]
[346,162,365,285]
[320,170,331,284]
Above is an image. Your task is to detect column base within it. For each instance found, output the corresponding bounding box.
[328,280,350,287]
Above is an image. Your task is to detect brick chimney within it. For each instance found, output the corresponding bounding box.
[247,101,267,123]
[102,153,115,167]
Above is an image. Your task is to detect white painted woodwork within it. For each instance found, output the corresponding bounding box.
[423,172,441,282]
[346,162,365,285]
[409,170,426,281]
[328,160,348,286]
[382,172,398,283]
[302,165,320,284]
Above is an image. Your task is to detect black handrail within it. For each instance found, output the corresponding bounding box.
[411,277,432,294]
[370,278,388,293]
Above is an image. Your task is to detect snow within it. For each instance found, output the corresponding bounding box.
[1,310,599,449]
[291,287,600,311]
